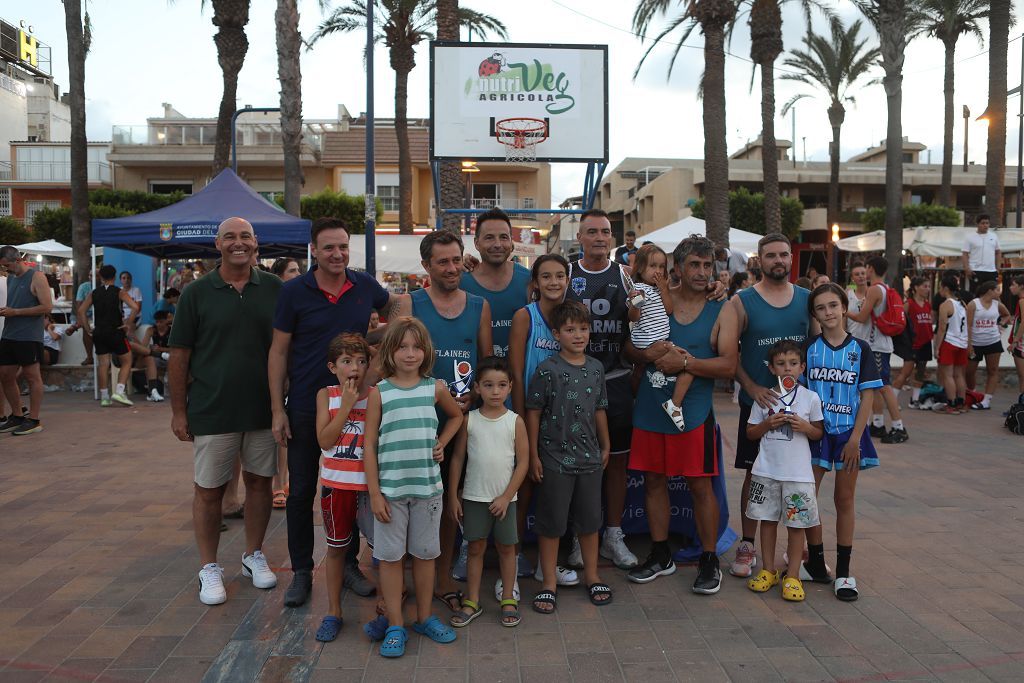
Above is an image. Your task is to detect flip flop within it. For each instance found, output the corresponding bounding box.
[500,599,521,627]
[272,490,287,509]
[379,625,408,657]
[587,583,613,606]
[532,590,557,615]
[434,590,463,612]
[834,576,859,602]
[315,615,343,642]
[449,599,482,628]
[412,615,457,643]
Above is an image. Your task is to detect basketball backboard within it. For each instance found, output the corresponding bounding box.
[430,42,608,163]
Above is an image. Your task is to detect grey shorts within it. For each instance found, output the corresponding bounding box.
[462,499,518,546]
[192,430,277,489]
[373,494,443,562]
[533,468,603,538]
[745,474,819,529]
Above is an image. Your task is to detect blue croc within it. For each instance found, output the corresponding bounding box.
[363,614,389,642]
[379,625,408,657]
[412,614,456,643]
[315,616,343,642]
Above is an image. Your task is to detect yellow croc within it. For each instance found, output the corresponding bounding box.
[782,576,805,602]
[747,569,780,593]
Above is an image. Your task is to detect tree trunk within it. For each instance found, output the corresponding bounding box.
[276,0,304,217]
[435,0,464,232]
[63,0,90,289]
[986,0,1011,225]
[750,0,783,234]
[878,0,906,284]
[827,101,845,229]
[703,25,731,248]
[938,37,955,208]
[211,0,250,176]
[394,60,414,234]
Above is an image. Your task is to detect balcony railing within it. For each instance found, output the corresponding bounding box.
[0,162,11,180]
[469,198,537,210]
[112,122,326,156]
[11,161,111,184]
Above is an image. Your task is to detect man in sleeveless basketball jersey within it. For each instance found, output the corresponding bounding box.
[626,235,739,593]
[729,233,813,579]
[389,230,493,608]
[460,208,531,359]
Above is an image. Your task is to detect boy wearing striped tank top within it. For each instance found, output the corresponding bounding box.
[364,318,464,658]
[313,334,374,643]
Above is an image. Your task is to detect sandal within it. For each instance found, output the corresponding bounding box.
[272,490,287,509]
[798,562,833,584]
[315,615,343,642]
[433,590,463,612]
[412,615,457,643]
[379,625,408,657]
[500,599,521,627]
[781,577,805,602]
[834,576,859,602]
[661,400,686,431]
[748,569,780,593]
[449,599,482,628]
[588,583,613,606]
[532,590,557,614]
[364,614,388,641]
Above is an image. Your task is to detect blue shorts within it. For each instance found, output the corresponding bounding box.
[810,429,878,471]
[872,352,891,385]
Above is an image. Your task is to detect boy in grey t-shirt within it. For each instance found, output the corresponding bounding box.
[526,301,611,614]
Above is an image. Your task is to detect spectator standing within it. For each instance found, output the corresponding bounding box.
[41,313,65,366]
[934,275,969,412]
[269,257,302,510]
[966,280,1010,410]
[613,230,637,266]
[169,217,282,606]
[0,245,53,436]
[892,277,934,408]
[962,214,1001,292]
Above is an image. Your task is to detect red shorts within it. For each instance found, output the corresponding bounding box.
[321,487,359,548]
[938,341,968,367]
[628,414,718,478]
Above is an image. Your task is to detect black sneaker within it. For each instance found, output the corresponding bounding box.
[11,418,42,435]
[692,554,722,595]
[627,554,677,584]
[868,424,886,438]
[881,427,909,444]
[343,562,376,597]
[0,415,25,434]
[284,569,313,607]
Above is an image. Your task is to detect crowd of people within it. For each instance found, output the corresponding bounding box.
[2,207,1022,659]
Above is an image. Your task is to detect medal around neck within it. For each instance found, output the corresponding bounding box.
[777,376,797,413]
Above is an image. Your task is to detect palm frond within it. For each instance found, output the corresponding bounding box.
[457,7,509,41]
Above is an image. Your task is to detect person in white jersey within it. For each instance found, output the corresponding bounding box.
[962,214,1001,293]
[934,275,969,413]
[966,280,1011,410]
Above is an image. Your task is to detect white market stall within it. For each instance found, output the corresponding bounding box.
[641,216,763,257]
[347,234,482,275]
[15,239,74,258]
[836,226,1024,256]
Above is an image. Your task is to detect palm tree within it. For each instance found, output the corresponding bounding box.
[276,0,304,217]
[310,1,507,234]
[986,0,1011,225]
[63,0,90,289]
[854,0,924,282]
[633,0,739,248]
[210,1,250,175]
[435,0,465,233]
[921,0,988,208]
[781,18,880,230]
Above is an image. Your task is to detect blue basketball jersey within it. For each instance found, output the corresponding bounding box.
[805,334,883,435]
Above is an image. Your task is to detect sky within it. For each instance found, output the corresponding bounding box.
[13,0,1024,207]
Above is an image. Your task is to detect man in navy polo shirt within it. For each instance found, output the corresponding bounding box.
[269,217,392,607]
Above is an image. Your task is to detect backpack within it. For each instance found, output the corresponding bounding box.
[1004,400,1024,435]
[872,284,907,337]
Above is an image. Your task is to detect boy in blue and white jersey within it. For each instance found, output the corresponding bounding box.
[802,283,882,603]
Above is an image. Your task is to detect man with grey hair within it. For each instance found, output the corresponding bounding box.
[626,234,738,592]
[169,217,283,605]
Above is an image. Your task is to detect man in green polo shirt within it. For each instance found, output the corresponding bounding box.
[169,217,283,606]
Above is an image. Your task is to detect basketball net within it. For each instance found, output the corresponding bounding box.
[496,118,548,163]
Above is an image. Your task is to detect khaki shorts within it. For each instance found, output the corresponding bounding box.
[745,474,819,529]
[193,430,277,489]
[373,495,443,562]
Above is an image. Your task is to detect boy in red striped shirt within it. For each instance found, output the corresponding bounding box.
[314,333,373,642]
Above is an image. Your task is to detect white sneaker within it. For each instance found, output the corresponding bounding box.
[147,388,164,402]
[494,578,521,602]
[600,527,639,569]
[729,540,757,578]
[111,392,133,406]
[198,563,227,605]
[567,536,583,569]
[533,565,580,587]
[241,550,277,589]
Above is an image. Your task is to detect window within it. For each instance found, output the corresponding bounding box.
[902,153,913,163]
[339,172,399,211]
[150,181,193,195]
[25,200,62,225]
[0,188,10,216]
[378,185,399,212]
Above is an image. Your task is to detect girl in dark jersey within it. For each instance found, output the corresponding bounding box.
[892,277,933,409]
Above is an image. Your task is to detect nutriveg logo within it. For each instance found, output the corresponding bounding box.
[469,51,576,115]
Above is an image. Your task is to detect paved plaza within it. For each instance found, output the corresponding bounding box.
[1,390,1023,682]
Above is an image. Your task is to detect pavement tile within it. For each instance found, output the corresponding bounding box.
[147,656,217,683]
[599,604,649,632]
[914,652,990,683]
[735,617,801,649]
[515,631,566,665]
[413,666,467,683]
[560,619,613,653]
[789,623,858,657]
[308,670,364,683]
[168,624,236,658]
[13,634,90,670]
[817,654,881,679]
[467,653,519,682]
[566,652,624,681]
[718,659,782,683]
[415,635,467,668]
[761,646,833,681]
[67,627,142,661]
[702,627,762,663]
[620,660,674,682]
[519,664,571,682]
[107,635,182,670]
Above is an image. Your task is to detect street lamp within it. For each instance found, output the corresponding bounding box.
[963,105,970,173]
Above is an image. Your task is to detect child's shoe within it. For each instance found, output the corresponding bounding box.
[781,576,805,601]
[747,569,780,593]
[729,540,757,577]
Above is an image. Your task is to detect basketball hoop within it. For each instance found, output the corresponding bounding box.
[495,117,548,162]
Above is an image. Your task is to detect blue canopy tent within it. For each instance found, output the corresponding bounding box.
[91,169,311,258]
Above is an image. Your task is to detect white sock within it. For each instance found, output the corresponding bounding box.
[872,414,884,428]
[912,387,921,401]
[892,419,904,430]
[116,383,126,395]
[984,394,992,406]
[100,388,110,399]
